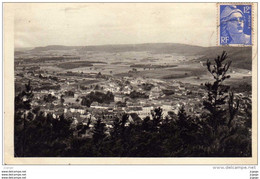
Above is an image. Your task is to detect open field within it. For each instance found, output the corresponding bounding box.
[130,64,178,69]
[15,43,252,87]
[57,61,94,69]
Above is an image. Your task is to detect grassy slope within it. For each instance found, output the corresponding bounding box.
[195,46,252,70]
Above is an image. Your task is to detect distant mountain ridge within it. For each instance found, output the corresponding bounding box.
[31,43,205,54]
[32,45,83,52]
[29,43,252,70]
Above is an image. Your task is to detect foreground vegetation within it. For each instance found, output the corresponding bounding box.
[14,52,251,157]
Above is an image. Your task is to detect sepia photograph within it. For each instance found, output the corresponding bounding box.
[3,3,257,164]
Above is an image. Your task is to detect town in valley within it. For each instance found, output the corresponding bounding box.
[15,44,252,138]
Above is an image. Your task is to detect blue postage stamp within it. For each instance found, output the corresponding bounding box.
[219,4,252,45]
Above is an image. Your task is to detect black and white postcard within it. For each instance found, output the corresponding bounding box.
[3,3,258,164]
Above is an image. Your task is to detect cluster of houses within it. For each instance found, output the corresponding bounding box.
[24,68,207,122]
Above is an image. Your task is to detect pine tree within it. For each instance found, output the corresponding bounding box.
[110,117,121,139]
[151,107,163,131]
[15,80,34,112]
[177,105,190,128]
[227,92,239,127]
[92,118,106,144]
[201,51,252,157]
[14,80,34,156]
[203,51,231,131]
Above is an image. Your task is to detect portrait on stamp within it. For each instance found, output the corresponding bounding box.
[220,5,252,45]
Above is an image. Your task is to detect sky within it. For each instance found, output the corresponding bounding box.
[12,3,217,48]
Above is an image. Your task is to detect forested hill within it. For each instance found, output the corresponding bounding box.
[195,46,252,70]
